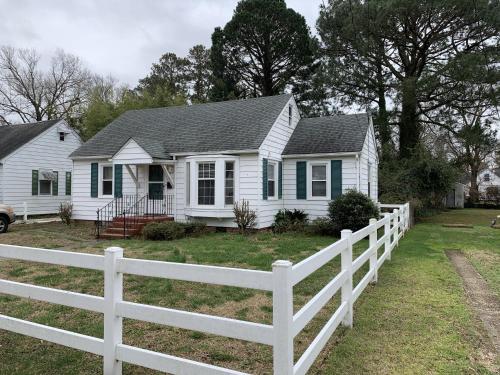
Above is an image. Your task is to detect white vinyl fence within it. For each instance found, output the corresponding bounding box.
[0,203,410,375]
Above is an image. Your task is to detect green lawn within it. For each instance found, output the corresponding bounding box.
[0,209,498,374]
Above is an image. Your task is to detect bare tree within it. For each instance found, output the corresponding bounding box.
[0,46,91,124]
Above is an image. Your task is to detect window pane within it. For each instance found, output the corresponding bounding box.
[268,180,275,197]
[312,165,326,180]
[103,181,113,195]
[40,180,51,195]
[198,180,215,205]
[225,162,234,205]
[103,166,113,180]
[312,181,326,197]
[267,164,275,180]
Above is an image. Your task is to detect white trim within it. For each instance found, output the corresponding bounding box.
[71,155,113,160]
[99,164,114,198]
[282,152,360,159]
[172,149,258,157]
[267,160,278,200]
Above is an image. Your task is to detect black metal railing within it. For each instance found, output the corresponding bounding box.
[96,194,173,238]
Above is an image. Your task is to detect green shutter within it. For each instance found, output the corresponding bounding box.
[262,158,268,200]
[114,164,123,198]
[296,161,307,199]
[32,170,39,196]
[91,163,98,198]
[278,161,283,199]
[66,172,72,196]
[331,160,342,199]
[52,171,59,196]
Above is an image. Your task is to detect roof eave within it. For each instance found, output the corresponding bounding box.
[282,151,361,159]
[171,149,259,157]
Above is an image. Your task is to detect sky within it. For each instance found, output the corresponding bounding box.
[0,0,325,87]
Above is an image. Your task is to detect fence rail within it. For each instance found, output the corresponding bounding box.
[0,202,410,374]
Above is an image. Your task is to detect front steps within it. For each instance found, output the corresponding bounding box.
[99,215,173,239]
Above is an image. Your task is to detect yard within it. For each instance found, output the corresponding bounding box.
[0,209,499,374]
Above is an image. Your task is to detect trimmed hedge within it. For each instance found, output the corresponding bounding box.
[328,190,379,234]
[143,221,207,241]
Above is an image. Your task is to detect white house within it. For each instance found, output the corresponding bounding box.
[478,167,500,199]
[0,120,82,216]
[70,95,378,235]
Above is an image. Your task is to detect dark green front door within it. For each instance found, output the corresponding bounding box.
[148,165,164,199]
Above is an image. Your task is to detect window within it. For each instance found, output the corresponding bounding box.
[225,161,235,205]
[288,105,292,126]
[198,162,215,205]
[59,132,65,141]
[368,163,372,197]
[311,164,327,197]
[268,163,276,198]
[485,173,490,182]
[38,170,56,195]
[186,162,191,205]
[102,166,113,196]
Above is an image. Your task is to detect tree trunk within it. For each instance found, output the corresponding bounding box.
[399,77,419,159]
[375,82,391,159]
[469,166,480,203]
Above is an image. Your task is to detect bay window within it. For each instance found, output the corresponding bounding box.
[198,162,215,205]
[225,161,235,205]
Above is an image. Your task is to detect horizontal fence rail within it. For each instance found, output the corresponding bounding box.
[0,202,410,374]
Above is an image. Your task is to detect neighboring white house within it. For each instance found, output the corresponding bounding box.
[0,120,82,216]
[70,94,378,230]
[478,167,500,198]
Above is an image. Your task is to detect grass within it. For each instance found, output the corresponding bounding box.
[0,210,498,374]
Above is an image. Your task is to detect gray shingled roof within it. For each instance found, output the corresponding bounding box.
[71,94,293,158]
[0,120,60,161]
[283,114,370,155]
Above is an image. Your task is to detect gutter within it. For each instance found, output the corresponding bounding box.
[282,152,360,159]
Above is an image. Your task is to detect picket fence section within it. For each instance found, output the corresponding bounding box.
[0,202,410,375]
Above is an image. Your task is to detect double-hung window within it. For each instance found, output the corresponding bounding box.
[198,162,215,205]
[39,171,54,195]
[311,164,327,197]
[267,162,276,198]
[225,161,235,205]
[102,165,113,196]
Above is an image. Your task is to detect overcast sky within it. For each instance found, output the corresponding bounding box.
[0,0,324,87]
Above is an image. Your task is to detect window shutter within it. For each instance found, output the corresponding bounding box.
[114,164,123,198]
[52,171,59,196]
[278,161,283,199]
[66,172,72,196]
[331,160,342,199]
[296,161,306,199]
[32,170,39,196]
[91,163,98,198]
[262,158,268,200]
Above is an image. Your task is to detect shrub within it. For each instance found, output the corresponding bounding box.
[328,190,379,233]
[183,221,207,236]
[233,199,257,234]
[273,209,309,233]
[59,202,73,226]
[308,217,336,236]
[143,221,186,241]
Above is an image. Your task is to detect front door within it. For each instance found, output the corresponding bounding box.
[148,165,164,199]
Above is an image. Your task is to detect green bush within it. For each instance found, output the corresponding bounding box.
[183,221,207,236]
[308,217,336,236]
[328,190,379,233]
[273,209,309,233]
[143,221,187,241]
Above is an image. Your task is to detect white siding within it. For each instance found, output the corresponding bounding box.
[282,156,359,220]
[257,97,300,228]
[72,160,141,221]
[1,122,81,216]
[358,123,379,200]
[0,165,3,202]
[112,139,153,165]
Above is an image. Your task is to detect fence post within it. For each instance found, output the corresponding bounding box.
[272,260,293,375]
[369,218,378,284]
[104,247,123,375]
[393,209,399,247]
[382,213,391,261]
[340,230,353,328]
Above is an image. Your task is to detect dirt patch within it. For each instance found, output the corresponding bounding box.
[442,224,474,228]
[446,250,500,371]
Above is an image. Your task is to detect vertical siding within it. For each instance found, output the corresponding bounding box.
[257,97,300,228]
[283,156,359,220]
[72,160,139,220]
[2,123,81,215]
